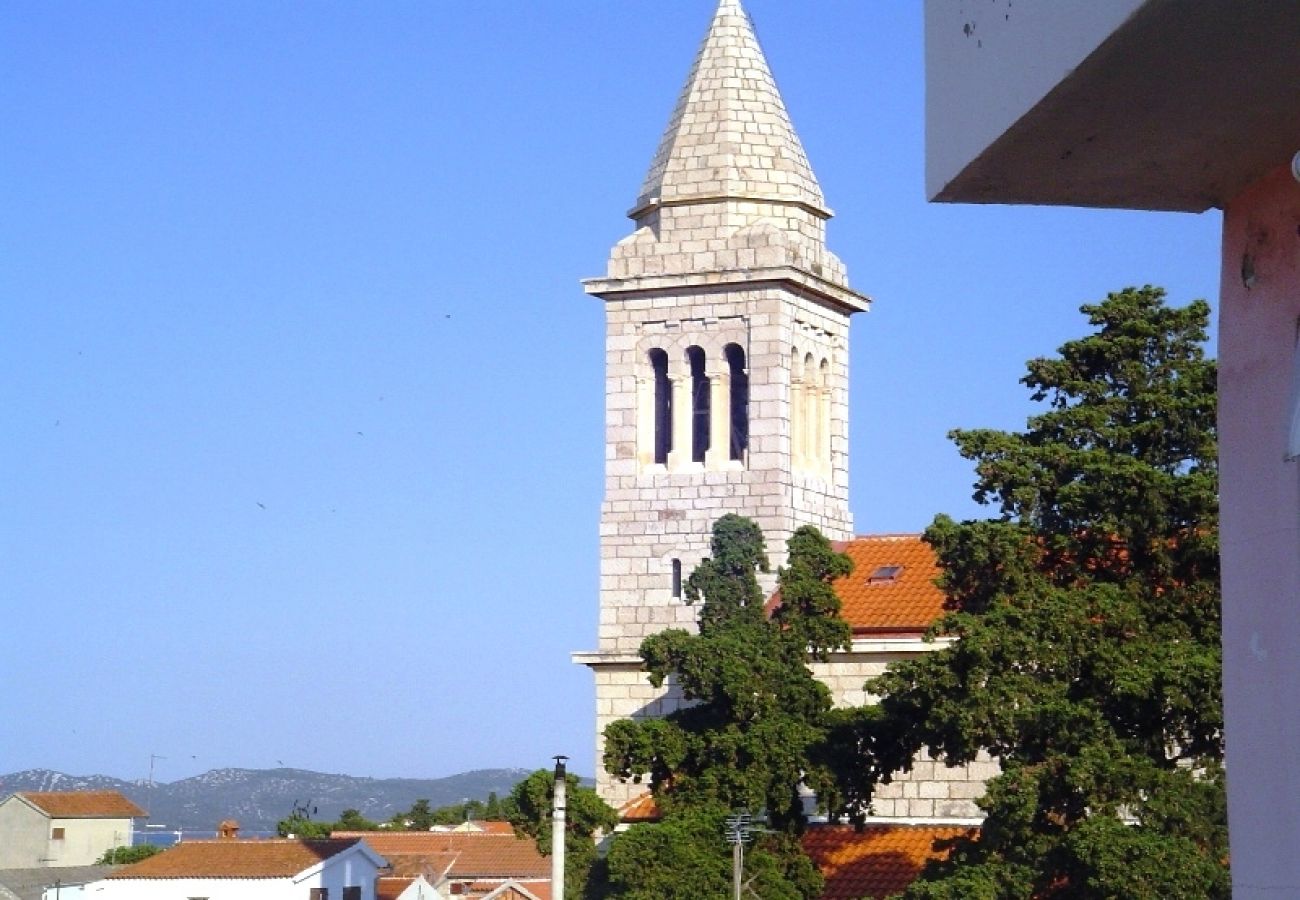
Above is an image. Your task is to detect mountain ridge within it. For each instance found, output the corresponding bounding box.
[0,767,534,835]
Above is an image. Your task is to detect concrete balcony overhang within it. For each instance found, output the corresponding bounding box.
[925,0,1300,212]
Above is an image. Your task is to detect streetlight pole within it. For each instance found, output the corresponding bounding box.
[551,755,569,900]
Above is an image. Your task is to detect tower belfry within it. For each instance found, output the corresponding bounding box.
[578,0,870,805]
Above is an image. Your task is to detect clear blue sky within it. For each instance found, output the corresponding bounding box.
[1,1,1221,787]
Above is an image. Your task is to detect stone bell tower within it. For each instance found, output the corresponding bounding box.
[576,0,870,805]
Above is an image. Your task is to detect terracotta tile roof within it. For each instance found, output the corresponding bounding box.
[16,790,146,819]
[106,838,361,879]
[477,882,550,900]
[829,536,948,634]
[436,820,515,835]
[383,850,459,879]
[616,792,661,823]
[803,825,976,899]
[334,831,550,879]
[377,876,414,900]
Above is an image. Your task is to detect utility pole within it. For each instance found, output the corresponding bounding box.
[725,812,751,900]
[551,756,568,900]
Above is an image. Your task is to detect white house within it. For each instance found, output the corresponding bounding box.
[0,791,145,868]
[85,838,385,900]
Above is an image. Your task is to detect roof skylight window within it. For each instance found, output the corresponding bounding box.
[868,565,904,584]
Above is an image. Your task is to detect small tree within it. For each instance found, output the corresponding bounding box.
[836,287,1226,898]
[97,844,163,865]
[601,515,852,900]
[336,808,379,831]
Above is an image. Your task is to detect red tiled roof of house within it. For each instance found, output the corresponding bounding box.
[17,790,146,819]
[803,825,976,899]
[333,831,550,879]
[457,820,516,835]
[831,535,947,634]
[106,839,361,879]
[377,876,415,900]
[616,791,661,823]
[476,882,550,900]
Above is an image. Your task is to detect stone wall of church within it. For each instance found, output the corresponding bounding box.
[811,654,996,821]
[597,284,854,655]
[591,650,997,820]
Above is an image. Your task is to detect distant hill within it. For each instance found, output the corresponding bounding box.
[0,767,533,835]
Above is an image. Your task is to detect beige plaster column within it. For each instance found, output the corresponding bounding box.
[636,375,655,468]
[707,372,730,470]
[668,374,692,471]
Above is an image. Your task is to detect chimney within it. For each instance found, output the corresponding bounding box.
[217,819,241,839]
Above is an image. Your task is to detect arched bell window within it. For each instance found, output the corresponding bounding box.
[649,348,671,465]
[725,343,748,461]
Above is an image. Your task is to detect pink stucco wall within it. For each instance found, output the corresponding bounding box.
[1219,163,1300,897]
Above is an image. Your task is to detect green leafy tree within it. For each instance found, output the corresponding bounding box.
[834,287,1226,898]
[276,804,332,838]
[602,803,821,900]
[97,844,164,865]
[601,515,852,899]
[507,768,618,900]
[336,808,379,831]
[392,798,435,831]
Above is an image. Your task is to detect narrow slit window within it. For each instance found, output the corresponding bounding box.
[672,558,682,598]
[650,349,671,465]
[688,346,709,463]
[726,343,748,461]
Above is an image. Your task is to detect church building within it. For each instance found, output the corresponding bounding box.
[574,0,994,826]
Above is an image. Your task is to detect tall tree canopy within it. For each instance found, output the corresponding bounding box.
[601,514,852,899]
[834,287,1225,898]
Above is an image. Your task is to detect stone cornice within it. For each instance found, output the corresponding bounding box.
[583,265,871,316]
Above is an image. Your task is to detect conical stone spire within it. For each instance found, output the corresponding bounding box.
[588,0,866,309]
[634,0,827,219]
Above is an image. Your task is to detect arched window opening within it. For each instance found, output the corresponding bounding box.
[671,558,683,598]
[650,349,671,465]
[803,352,816,463]
[819,357,831,467]
[688,346,709,463]
[791,347,804,465]
[725,343,748,461]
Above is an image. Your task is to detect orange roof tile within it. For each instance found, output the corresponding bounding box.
[830,536,947,634]
[106,839,362,879]
[476,882,550,900]
[803,825,976,899]
[334,831,549,879]
[616,792,661,823]
[377,876,416,900]
[17,790,146,819]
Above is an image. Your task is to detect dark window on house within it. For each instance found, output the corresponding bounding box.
[50,828,65,841]
[868,565,904,584]
[725,343,748,461]
[672,558,683,598]
[650,348,671,464]
[342,888,361,900]
[688,346,709,462]
[309,889,328,900]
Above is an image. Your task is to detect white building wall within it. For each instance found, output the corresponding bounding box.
[924,0,1146,199]
[50,818,135,867]
[85,847,379,900]
[0,798,49,868]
